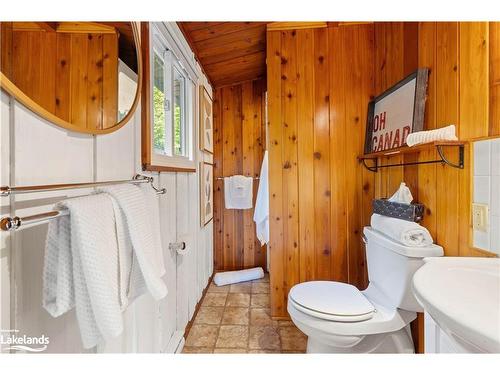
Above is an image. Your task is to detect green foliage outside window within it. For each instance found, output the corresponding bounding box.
[153,86,165,152]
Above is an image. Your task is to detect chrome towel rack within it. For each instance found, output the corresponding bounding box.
[0,174,166,231]
[0,174,166,197]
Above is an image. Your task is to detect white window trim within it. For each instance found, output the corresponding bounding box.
[150,24,196,170]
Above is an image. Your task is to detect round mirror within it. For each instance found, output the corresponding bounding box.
[0,22,142,134]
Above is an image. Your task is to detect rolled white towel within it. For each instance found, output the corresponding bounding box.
[213,267,264,286]
[406,125,458,147]
[370,214,433,247]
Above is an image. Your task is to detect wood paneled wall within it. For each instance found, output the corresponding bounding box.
[371,21,499,353]
[267,24,375,318]
[267,22,499,330]
[213,79,267,271]
[372,22,500,258]
[1,23,118,130]
[491,22,500,135]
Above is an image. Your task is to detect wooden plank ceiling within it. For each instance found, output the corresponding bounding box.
[178,22,269,88]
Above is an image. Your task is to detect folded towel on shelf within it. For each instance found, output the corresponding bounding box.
[406,124,458,147]
[224,175,253,209]
[43,194,124,349]
[253,151,269,245]
[96,184,167,302]
[370,213,433,247]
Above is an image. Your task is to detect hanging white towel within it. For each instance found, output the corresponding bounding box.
[370,213,434,247]
[96,184,167,301]
[253,151,269,245]
[43,194,124,349]
[224,175,253,209]
[406,124,458,147]
[108,196,146,309]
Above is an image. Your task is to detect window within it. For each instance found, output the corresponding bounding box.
[153,51,167,155]
[173,67,185,156]
[149,29,195,170]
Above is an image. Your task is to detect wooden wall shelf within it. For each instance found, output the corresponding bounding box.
[358,141,466,172]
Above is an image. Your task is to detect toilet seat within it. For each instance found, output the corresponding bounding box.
[289,281,376,322]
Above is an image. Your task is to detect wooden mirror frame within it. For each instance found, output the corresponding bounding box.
[0,22,143,135]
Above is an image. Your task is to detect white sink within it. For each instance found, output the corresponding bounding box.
[412,257,500,353]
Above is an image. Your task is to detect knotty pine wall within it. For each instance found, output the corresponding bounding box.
[267,21,499,321]
[213,79,267,271]
[1,23,118,131]
[267,21,498,353]
[267,24,375,318]
[372,22,499,258]
[372,21,499,353]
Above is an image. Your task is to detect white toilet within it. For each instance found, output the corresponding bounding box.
[288,226,443,353]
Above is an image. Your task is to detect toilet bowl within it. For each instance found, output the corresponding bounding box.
[288,226,444,353]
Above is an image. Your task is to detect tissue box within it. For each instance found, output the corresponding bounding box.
[372,199,425,222]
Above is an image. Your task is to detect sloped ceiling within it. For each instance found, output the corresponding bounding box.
[178,22,269,87]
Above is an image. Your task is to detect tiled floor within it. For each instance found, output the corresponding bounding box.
[182,273,307,354]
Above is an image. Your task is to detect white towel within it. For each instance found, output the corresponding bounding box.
[253,151,269,245]
[213,267,265,286]
[108,196,146,309]
[43,194,124,349]
[406,125,458,147]
[224,175,253,209]
[370,214,433,247]
[96,184,167,301]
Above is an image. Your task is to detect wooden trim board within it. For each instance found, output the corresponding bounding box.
[267,22,327,31]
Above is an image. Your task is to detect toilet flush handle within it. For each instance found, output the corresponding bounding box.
[361,233,368,244]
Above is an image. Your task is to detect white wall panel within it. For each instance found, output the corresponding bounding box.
[95,113,137,180]
[0,91,11,351]
[10,102,95,353]
[14,103,94,186]
[187,172,198,319]
[0,23,213,354]
[175,173,190,331]
[158,173,178,352]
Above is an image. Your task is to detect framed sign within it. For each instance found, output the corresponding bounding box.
[199,85,213,154]
[200,161,214,226]
[364,68,429,154]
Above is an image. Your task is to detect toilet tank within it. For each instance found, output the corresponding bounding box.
[363,227,443,312]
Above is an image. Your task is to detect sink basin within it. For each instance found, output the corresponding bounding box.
[412,257,500,353]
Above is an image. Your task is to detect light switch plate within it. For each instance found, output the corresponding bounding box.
[472,203,489,232]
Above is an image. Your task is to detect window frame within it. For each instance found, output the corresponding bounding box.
[172,63,187,157]
[143,23,196,172]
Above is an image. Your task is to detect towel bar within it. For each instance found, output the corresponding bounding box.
[0,174,166,231]
[358,142,465,172]
[1,210,69,231]
[0,174,166,197]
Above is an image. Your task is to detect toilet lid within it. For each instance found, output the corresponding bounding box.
[289,281,375,320]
